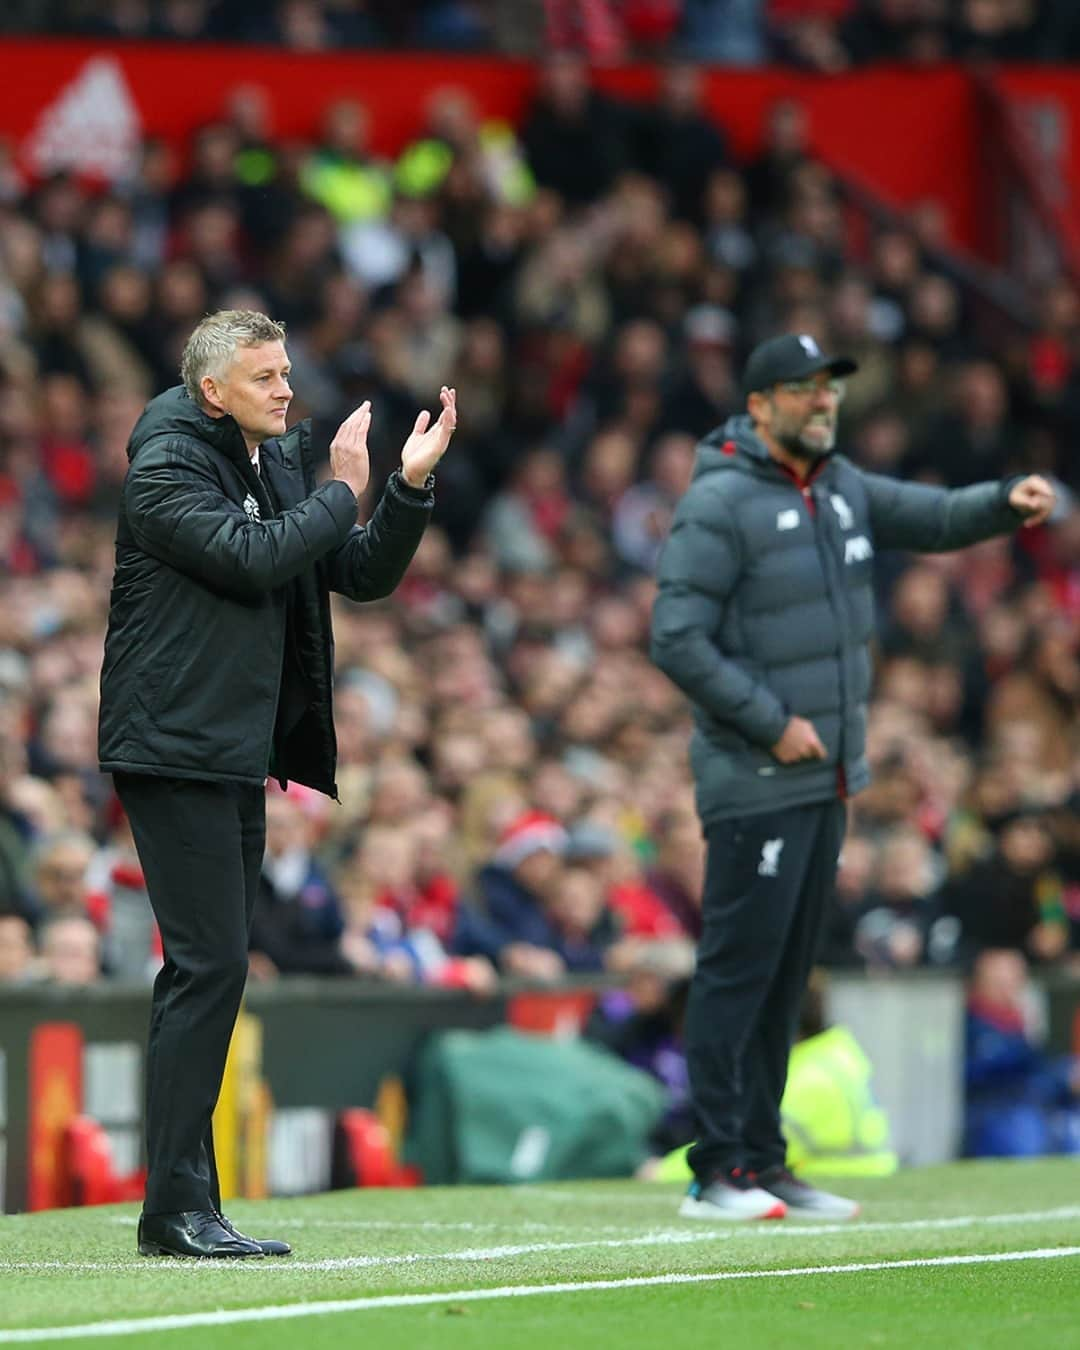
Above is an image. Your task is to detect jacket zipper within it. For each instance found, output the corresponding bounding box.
[779,460,849,801]
[809,480,850,801]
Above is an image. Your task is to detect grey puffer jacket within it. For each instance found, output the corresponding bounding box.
[650,415,1023,823]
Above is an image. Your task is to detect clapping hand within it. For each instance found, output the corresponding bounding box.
[330,401,372,500]
[1008,474,1055,527]
[401,387,457,488]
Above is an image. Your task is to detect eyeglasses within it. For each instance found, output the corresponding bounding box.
[776,378,847,401]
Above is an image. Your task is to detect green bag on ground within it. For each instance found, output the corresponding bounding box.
[405,1026,666,1184]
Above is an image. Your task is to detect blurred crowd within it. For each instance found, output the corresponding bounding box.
[7,0,1080,68]
[0,46,1079,1041]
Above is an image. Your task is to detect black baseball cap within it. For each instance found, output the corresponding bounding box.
[742,333,858,398]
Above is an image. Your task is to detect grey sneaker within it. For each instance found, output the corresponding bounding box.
[756,1165,859,1221]
[679,1169,787,1222]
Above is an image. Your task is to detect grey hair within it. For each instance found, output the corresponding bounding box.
[180,309,287,403]
[31,829,97,871]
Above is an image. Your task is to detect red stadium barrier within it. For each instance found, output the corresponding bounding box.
[0,38,1017,258]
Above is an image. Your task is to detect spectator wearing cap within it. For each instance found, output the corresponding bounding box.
[650,330,1055,1222]
[453,809,577,979]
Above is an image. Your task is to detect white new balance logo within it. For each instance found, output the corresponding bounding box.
[776,509,800,531]
[758,838,784,877]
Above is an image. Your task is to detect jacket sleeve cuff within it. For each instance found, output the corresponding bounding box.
[391,469,436,502]
[1000,476,1024,517]
[740,697,789,750]
[319,479,363,529]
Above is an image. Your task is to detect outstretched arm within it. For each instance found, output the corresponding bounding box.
[862,469,1054,553]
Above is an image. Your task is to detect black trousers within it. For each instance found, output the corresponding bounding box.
[685,799,846,1182]
[114,774,265,1215]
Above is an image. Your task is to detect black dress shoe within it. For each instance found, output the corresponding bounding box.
[216,1211,292,1256]
[137,1210,265,1258]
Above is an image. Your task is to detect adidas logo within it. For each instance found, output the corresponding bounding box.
[24,57,141,181]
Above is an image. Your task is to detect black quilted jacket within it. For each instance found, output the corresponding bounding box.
[99,386,433,795]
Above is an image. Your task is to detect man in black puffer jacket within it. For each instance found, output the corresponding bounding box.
[650,333,1055,1223]
[99,310,456,1259]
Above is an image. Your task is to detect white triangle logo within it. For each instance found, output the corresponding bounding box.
[24,57,141,182]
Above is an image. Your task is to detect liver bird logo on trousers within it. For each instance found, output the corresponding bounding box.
[758,838,784,877]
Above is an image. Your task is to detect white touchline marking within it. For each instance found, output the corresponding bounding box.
[1,1247,1078,1342]
[5,1205,1080,1274]
[104,1217,573,1233]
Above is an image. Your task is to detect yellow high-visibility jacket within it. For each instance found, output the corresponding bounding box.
[653,1025,898,1182]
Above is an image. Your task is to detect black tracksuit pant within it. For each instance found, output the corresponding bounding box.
[115,774,265,1215]
[685,799,846,1183]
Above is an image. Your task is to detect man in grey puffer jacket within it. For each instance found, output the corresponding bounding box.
[650,333,1055,1222]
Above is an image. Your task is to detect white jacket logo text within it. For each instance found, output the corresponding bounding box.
[845,535,873,564]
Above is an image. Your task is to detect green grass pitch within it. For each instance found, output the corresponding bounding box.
[1,1159,1079,1348]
